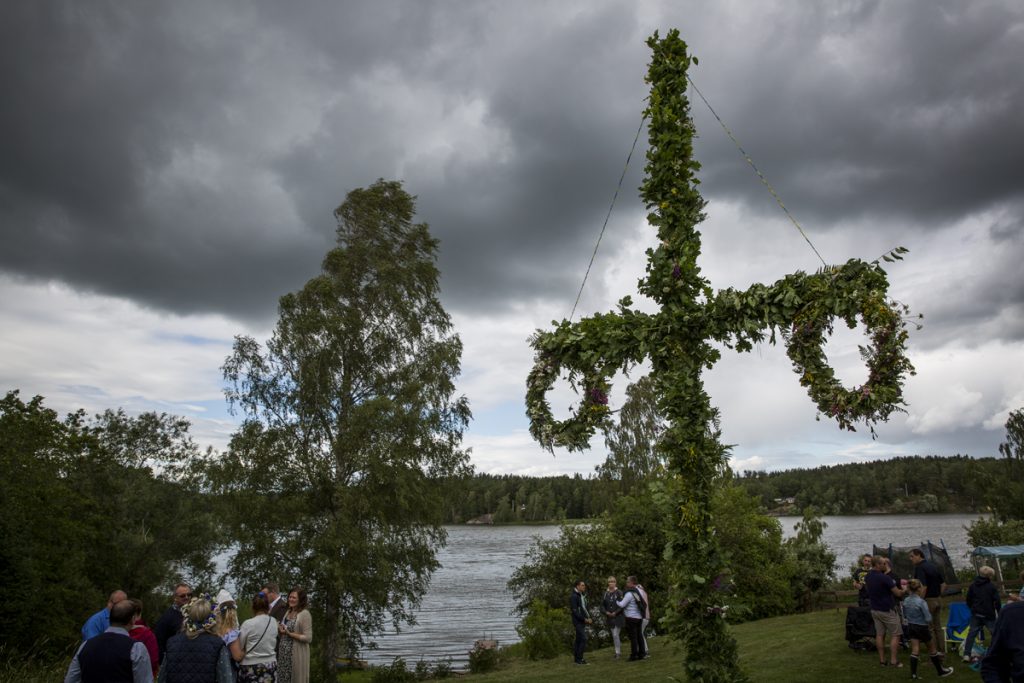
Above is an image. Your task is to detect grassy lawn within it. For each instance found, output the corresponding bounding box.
[462,610,978,683]
[5,611,981,682]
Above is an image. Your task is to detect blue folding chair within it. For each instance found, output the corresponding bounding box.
[946,602,971,654]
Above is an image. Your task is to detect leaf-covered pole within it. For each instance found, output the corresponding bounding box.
[526,29,915,681]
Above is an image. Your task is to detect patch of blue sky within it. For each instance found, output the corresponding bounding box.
[464,399,528,435]
[151,331,227,346]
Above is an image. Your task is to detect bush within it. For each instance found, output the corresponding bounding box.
[967,517,1024,546]
[370,657,417,683]
[516,600,570,660]
[467,642,500,674]
[427,657,453,679]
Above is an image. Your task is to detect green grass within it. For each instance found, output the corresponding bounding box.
[464,610,978,683]
[3,611,981,683]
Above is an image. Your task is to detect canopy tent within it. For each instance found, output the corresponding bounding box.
[970,545,1024,586]
[872,541,959,593]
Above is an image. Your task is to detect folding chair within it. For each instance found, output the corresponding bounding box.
[945,602,971,655]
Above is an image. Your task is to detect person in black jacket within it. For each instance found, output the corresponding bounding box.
[158,597,235,683]
[981,600,1024,683]
[570,580,592,665]
[965,565,1002,662]
[154,584,192,664]
[910,548,948,655]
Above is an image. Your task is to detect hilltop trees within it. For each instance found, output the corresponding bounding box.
[211,180,470,671]
[0,391,218,655]
[968,407,1024,545]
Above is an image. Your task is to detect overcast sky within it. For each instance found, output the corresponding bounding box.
[2,1,1022,476]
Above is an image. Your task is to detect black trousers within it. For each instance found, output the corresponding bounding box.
[573,621,587,663]
[625,617,646,660]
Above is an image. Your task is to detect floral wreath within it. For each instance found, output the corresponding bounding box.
[526,261,916,448]
[783,265,916,434]
[526,337,617,453]
[180,594,219,636]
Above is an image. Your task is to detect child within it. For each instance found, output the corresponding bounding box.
[903,579,955,679]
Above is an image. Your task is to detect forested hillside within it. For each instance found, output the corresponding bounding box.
[737,455,1000,514]
[439,454,1004,523]
[440,472,615,522]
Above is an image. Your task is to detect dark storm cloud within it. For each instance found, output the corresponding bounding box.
[682,1,1024,227]
[1,0,1021,325]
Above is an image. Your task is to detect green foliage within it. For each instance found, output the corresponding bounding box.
[965,408,1024,547]
[371,658,417,683]
[967,518,1024,547]
[522,27,915,683]
[468,643,501,674]
[783,508,837,603]
[508,478,813,631]
[508,494,667,626]
[709,481,796,620]
[516,600,571,660]
[598,375,664,495]
[0,391,219,657]
[209,180,471,669]
[988,407,1024,521]
[738,454,994,514]
[439,472,612,523]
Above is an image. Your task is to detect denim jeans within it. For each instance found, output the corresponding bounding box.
[963,614,997,658]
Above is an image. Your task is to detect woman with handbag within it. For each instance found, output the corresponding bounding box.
[234,592,279,683]
[276,587,313,683]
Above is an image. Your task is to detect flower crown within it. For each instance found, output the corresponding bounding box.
[179,593,219,635]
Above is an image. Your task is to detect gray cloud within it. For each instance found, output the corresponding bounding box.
[1,0,1021,333]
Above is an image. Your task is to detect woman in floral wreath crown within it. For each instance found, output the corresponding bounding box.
[158,594,235,682]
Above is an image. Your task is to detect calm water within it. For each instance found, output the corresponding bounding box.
[366,513,981,665]
[777,512,980,572]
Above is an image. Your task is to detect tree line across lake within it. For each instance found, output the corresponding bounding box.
[437,454,1007,524]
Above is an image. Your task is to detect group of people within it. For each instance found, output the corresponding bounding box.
[65,581,313,683]
[570,575,651,665]
[853,550,953,677]
[854,549,1024,681]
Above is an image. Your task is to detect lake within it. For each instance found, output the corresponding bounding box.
[366,513,982,666]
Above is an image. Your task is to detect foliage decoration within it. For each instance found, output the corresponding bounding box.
[524,28,916,681]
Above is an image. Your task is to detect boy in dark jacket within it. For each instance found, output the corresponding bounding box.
[965,565,1002,662]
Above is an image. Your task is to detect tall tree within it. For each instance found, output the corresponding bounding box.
[0,391,218,655]
[996,407,1024,520]
[214,180,471,671]
[597,375,664,494]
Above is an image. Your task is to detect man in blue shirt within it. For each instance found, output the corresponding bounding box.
[866,555,906,668]
[65,599,153,683]
[81,589,127,641]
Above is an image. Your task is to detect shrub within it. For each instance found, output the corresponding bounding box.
[516,599,570,660]
[429,657,453,679]
[467,642,500,674]
[967,517,1024,547]
[370,657,416,683]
